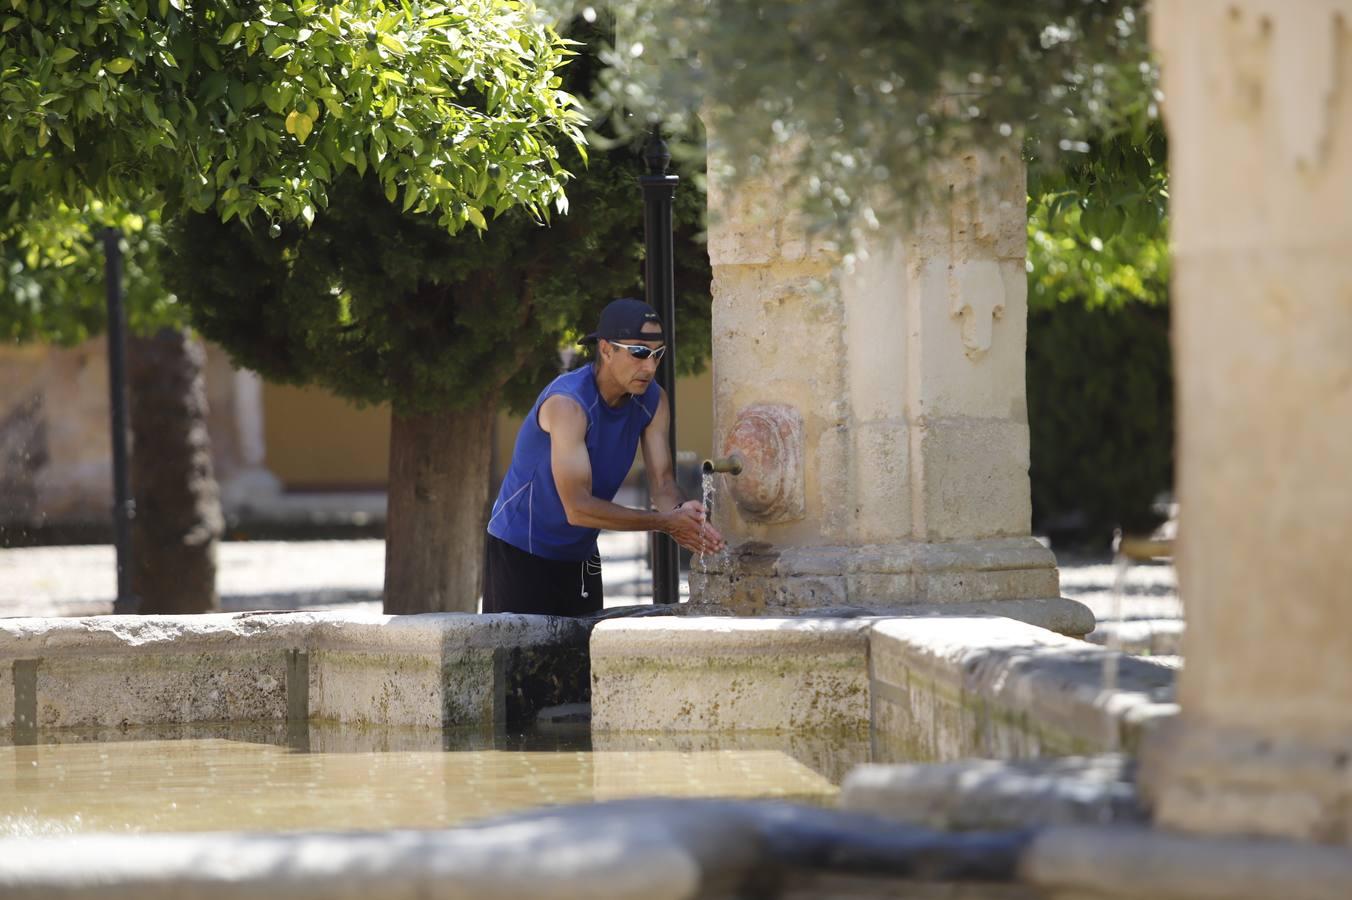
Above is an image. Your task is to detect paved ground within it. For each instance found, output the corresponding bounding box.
[0,535,1179,631]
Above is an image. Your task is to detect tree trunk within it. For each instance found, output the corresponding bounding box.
[383,397,497,614]
[127,327,224,614]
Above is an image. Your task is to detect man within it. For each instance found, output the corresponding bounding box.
[483,297,726,616]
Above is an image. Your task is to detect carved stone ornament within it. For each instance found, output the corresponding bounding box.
[948,260,1007,360]
[722,404,806,524]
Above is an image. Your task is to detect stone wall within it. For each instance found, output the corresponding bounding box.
[590,615,1175,760]
[1,611,588,732]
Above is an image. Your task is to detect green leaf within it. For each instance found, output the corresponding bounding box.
[52,48,79,65]
[466,206,487,231]
[293,113,313,144]
[284,109,300,134]
[2,18,20,32]
[106,58,134,74]
[378,34,407,56]
[220,22,243,45]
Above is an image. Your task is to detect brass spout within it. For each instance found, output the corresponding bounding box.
[702,455,744,476]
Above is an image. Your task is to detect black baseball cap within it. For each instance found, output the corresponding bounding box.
[579,297,665,345]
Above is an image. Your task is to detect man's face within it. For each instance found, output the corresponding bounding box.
[603,322,665,393]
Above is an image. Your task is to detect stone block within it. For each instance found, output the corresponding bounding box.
[913,418,1032,541]
[34,651,290,729]
[1025,823,1352,900]
[869,617,1178,761]
[308,649,462,729]
[908,258,1028,422]
[0,659,12,729]
[591,618,872,733]
[849,420,911,543]
[841,755,1147,831]
[840,238,908,425]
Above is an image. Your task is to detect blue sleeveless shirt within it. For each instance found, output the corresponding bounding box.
[488,366,660,561]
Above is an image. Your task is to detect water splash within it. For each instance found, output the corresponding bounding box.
[699,471,714,572]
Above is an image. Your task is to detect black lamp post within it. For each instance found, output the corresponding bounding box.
[640,128,680,605]
[101,228,137,614]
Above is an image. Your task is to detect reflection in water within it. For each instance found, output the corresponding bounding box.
[0,723,849,835]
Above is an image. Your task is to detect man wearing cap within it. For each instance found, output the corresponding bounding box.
[483,297,726,616]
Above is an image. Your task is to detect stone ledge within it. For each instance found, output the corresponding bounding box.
[870,617,1178,760]
[1024,824,1352,900]
[680,596,1095,638]
[2,612,587,732]
[840,755,1148,831]
[0,799,1032,900]
[591,618,872,733]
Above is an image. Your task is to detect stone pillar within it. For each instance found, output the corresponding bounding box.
[691,147,1089,634]
[203,344,281,511]
[1140,1,1352,843]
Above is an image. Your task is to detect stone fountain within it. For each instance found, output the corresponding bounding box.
[689,146,1091,636]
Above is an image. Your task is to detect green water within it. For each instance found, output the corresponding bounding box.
[1,724,865,836]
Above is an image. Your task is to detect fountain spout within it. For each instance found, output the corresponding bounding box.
[702,455,744,476]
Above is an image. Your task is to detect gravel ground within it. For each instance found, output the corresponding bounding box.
[0,535,1177,627]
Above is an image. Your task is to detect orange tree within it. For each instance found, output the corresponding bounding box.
[2,0,588,611]
[163,20,712,613]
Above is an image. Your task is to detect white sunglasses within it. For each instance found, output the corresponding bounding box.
[608,340,667,362]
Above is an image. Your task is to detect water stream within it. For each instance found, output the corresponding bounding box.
[700,471,714,571]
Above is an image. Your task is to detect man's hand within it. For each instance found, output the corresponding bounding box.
[662,501,726,555]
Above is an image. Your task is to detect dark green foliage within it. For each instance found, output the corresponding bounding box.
[581,0,1158,235]
[1027,300,1173,544]
[1025,128,1173,546]
[163,12,710,418]
[163,146,710,417]
[1,206,184,344]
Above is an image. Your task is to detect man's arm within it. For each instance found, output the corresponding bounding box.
[541,393,723,554]
[639,389,726,554]
[639,387,684,513]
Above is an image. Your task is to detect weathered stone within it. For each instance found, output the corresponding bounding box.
[841,756,1147,831]
[700,136,1049,620]
[0,799,1035,900]
[591,618,872,733]
[0,659,13,729]
[691,539,1086,635]
[35,651,289,729]
[869,617,1177,762]
[1025,824,1352,900]
[1140,0,1352,845]
[0,611,589,732]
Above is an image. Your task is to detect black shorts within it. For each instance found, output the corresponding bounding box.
[481,533,603,617]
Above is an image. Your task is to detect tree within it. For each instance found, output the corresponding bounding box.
[2,0,588,611]
[164,124,712,614]
[582,0,1159,237]
[1025,126,1172,543]
[0,0,584,233]
[1,205,223,613]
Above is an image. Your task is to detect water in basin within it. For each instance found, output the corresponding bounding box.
[1,723,858,836]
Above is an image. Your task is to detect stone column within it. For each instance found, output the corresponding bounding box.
[690,147,1090,635]
[1140,1,1352,844]
[203,344,281,511]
